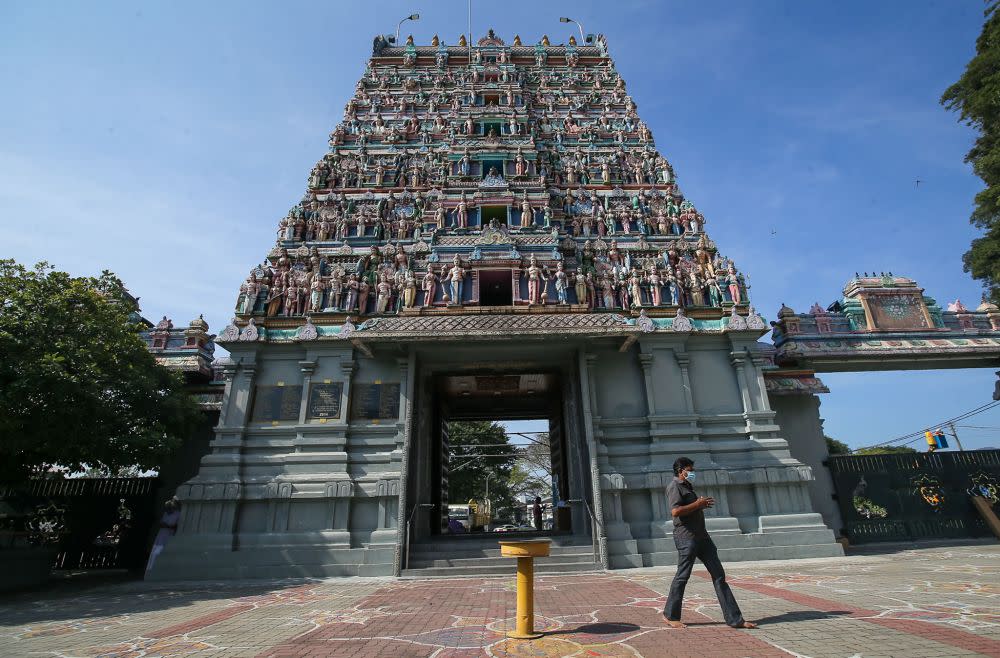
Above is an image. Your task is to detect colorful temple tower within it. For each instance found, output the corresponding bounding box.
[150,30,842,579]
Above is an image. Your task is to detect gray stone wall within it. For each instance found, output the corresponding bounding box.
[583,334,843,569]
[151,334,843,580]
[770,394,843,535]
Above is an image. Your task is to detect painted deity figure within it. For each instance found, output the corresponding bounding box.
[343,274,359,312]
[328,267,344,309]
[357,278,371,315]
[688,270,705,306]
[600,273,616,310]
[706,276,723,307]
[553,262,569,304]
[309,276,326,313]
[446,255,466,304]
[726,266,742,304]
[375,274,393,314]
[514,150,527,176]
[422,267,439,306]
[523,255,544,305]
[520,193,534,228]
[646,267,663,306]
[434,204,447,230]
[574,272,587,307]
[628,268,644,308]
[585,273,597,310]
[458,151,471,176]
[402,271,417,308]
[455,192,470,229]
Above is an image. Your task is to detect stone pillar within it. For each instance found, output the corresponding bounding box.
[674,351,695,413]
[749,355,771,412]
[393,353,415,575]
[297,360,316,424]
[580,352,609,568]
[339,359,357,424]
[638,353,656,417]
[730,351,755,414]
[227,361,257,549]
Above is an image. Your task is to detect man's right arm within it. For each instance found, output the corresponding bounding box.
[671,498,712,517]
[667,484,713,518]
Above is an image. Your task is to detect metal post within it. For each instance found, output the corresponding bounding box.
[948,422,966,451]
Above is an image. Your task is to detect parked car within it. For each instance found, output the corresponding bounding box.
[493,524,516,533]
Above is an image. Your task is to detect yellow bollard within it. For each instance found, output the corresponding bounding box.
[499,539,551,640]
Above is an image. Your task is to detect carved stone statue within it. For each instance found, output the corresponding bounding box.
[422,267,439,306]
[523,255,544,305]
[446,255,466,304]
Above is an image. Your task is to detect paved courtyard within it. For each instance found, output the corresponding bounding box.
[0,543,997,658]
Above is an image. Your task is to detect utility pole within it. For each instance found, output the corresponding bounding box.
[948,422,966,451]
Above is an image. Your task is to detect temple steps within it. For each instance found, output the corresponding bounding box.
[402,533,600,578]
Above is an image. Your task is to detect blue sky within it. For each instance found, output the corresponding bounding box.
[2,1,998,449]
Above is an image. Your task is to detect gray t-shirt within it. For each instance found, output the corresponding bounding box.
[666,476,709,540]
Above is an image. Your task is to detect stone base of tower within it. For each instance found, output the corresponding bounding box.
[147,533,396,580]
[607,514,843,569]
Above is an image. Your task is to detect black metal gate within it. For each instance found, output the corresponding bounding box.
[0,477,160,571]
[828,450,1000,543]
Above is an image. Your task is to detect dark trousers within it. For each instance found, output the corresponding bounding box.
[663,536,745,627]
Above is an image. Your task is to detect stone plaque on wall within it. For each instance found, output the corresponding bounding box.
[351,383,401,420]
[307,383,344,419]
[251,385,303,422]
[866,293,928,331]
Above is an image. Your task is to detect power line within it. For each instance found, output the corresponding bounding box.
[855,400,1000,451]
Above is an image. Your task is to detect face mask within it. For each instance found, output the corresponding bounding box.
[685,471,696,482]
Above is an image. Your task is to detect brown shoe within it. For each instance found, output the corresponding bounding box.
[661,613,687,628]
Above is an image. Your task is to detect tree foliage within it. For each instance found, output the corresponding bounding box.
[824,436,851,455]
[509,433,552,502]
[852,445,918,456]
[0,261,198,483]
[942,1,1000,303]
[447,421,517,512]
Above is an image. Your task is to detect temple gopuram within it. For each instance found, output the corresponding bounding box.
[149,30,847,580]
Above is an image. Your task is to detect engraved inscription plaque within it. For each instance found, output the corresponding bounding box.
[251,385,302,422]
[307,383,344,419]
[351,383,401,420]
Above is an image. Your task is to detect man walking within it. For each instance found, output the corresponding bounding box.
[662,457,757,629]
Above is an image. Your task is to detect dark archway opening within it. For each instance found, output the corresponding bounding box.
[480,270,513,306]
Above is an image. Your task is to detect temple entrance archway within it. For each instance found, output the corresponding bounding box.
[402,346,598,575]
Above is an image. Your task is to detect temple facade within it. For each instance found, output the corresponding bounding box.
[150,30,843,580]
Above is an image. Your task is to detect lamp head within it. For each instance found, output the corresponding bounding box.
[409,14,420,20]
[559,17,571,23]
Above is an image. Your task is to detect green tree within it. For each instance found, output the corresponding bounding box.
[0,261,198,483]
[852,445,918,456]
[942,1,1000,303]
[825,436,851,455]
[447,421,517,512]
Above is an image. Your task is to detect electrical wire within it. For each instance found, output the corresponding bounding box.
[855,399,1000,451]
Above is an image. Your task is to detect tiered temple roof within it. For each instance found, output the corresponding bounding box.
[222,30,763,343]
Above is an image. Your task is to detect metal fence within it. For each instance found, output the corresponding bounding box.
[827,450,1000,543]
[0,477,160,571]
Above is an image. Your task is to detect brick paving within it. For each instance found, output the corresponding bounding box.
[0,543,997,657]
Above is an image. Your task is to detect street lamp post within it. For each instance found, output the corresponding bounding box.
[559,16,585,44]
[395,13,420,43]
[484,472,492,531]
